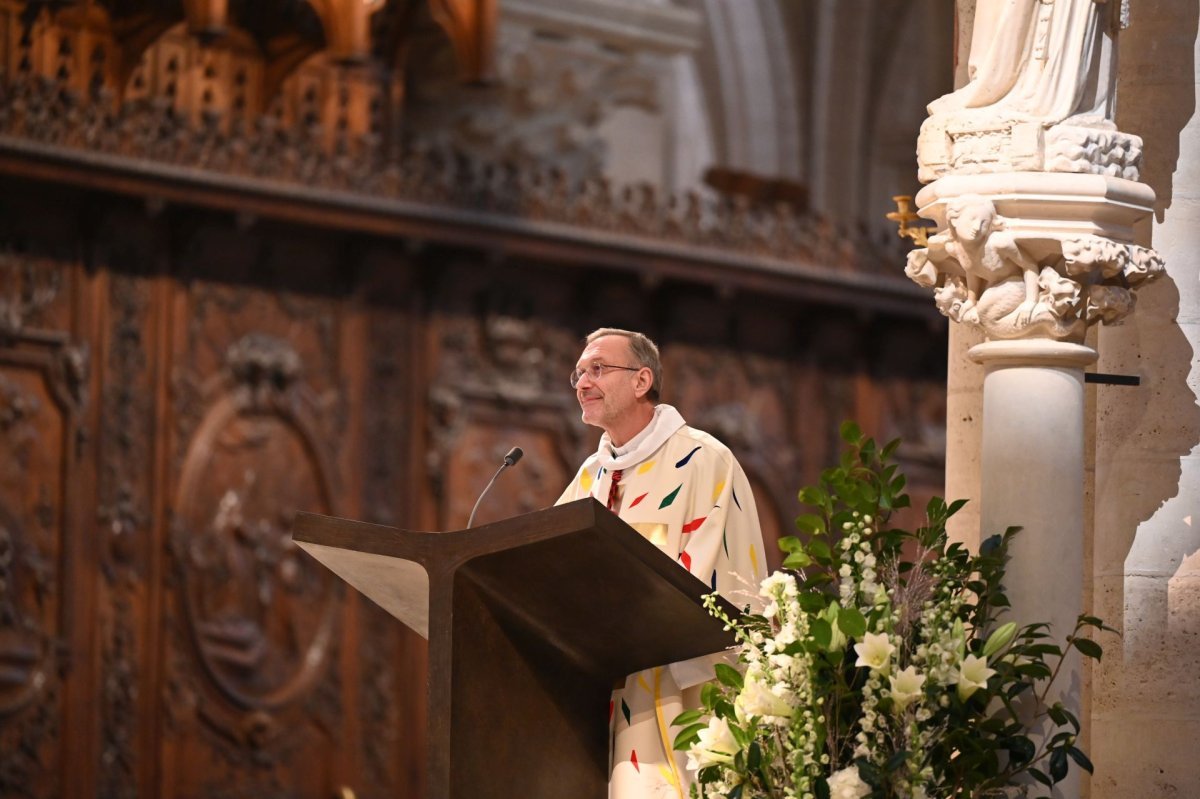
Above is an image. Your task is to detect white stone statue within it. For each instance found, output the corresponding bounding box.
[929,0,1116,124]
[917,0,1141,181]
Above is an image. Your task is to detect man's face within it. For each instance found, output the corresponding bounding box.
[574,335,643,433]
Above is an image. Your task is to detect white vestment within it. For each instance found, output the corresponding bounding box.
[556,405,766,799]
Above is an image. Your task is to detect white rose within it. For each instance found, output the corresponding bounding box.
[827,765,871,799]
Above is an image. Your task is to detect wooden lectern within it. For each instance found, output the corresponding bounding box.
[292,498,736,799]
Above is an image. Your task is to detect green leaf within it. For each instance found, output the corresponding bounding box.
[1073,638,1103,660]
[1030,768,1053,788]
[728,782,744,799]
[811,618,833,650]
[1067,746,1095,774]
[728,721,749,748]
[796,513,826,535]
[672,722,707,750]
[1006,735,1035,765]
[714,663,743,691]
[777,535,802,553]
[814,778,831,799]
[807,539,832,561]
[672,709,704,727]
[798,486,826,506]
[979,534,1003,556]
[700,682,720,709]
[1049,748,1069,783]
[797,592,828,612]
[837,607,868,639]
[840,420,863,445]
[747,741,762,772]
[783,551,813,569]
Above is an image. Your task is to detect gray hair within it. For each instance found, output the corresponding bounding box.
[585,327,663,402]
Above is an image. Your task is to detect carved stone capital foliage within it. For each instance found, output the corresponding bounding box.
[905,175,1163,343]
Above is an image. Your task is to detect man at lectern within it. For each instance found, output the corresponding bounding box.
[557,328,766,799]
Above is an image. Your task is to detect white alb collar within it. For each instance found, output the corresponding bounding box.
[595,404,686,471]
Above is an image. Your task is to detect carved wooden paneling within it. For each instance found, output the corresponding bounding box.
[427,312,585,530]
[0,250,86,799]
[160,267,351,798]
[0,159,946,798]
[95,259,155,799]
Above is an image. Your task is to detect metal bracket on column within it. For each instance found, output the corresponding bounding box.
[1085,372,1141,386]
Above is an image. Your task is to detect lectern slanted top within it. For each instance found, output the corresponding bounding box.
[292,498,736,799]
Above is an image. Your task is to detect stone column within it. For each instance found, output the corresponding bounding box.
[907,4,1164,796]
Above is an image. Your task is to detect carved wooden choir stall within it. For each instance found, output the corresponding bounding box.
[0,1,948,797]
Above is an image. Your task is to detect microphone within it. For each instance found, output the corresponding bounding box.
[467,447,524,528]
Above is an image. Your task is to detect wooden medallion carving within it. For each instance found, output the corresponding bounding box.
[163,295,350,797]
[173,334,336,715]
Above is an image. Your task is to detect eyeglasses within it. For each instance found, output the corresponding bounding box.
[569,362,642,389]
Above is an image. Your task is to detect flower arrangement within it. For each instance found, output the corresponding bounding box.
[674,423,1113,799]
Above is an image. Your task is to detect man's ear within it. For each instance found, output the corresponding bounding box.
[632,367,653,399]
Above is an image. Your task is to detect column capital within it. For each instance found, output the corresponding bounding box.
[904,175,1164,343]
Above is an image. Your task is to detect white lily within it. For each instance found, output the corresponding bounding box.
[685,716,739,770]
[735,668,794,721]
[954,654,996,701]
[853,631,895,673]
[889,665,927,712]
